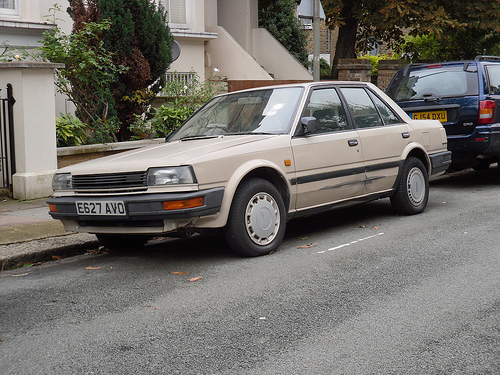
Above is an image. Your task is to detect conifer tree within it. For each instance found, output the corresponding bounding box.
[69,0,173,141]
[258,0,308,67]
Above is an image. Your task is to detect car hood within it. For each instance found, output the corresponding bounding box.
[59,135,284,175]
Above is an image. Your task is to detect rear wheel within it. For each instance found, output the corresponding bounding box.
[224,178,286,257]
[96,234,149,252]
[391,157,429,215]
[472,159,491,171]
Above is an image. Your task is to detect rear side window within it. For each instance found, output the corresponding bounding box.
[485,65,500,94]
[388,65,479,101]
[340,88,383,128]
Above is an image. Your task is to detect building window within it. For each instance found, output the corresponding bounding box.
[161,0,188,27]
[0,0,19,16]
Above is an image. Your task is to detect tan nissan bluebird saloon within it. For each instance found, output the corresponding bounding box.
[48,82,451,257]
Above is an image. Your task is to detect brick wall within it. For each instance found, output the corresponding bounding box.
[377,59,407,92]
[337,58,372,82]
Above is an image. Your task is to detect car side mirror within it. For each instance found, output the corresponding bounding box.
[300,117,317,135]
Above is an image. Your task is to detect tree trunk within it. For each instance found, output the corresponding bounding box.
[331,3,358,79]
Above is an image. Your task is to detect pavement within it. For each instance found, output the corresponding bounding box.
[0,195,100,269]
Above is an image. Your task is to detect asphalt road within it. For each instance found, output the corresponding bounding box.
[1,168,499,374]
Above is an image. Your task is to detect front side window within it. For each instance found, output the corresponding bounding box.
[303,88,349,133]
[340,88,383,129]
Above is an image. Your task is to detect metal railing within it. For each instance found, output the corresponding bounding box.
[0,83,15,190]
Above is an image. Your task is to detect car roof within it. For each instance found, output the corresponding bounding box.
[403,55,500,71]
[225,81,377,96]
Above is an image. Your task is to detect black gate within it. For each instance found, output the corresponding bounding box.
[0,84,15,190]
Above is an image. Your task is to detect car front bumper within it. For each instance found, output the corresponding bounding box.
[47,187,224,233]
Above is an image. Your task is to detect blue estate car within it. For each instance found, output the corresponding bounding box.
[386,56,500,171]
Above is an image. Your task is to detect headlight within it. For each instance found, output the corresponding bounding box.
[147,166,197,186]
[52,173,73,190]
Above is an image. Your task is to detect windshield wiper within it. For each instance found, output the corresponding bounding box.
[179,135,218,141]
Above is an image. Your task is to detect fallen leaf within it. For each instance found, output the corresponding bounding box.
[170,271,190,275]
[85,267,101,270]
[12,273,29,277]
[154,307,160,310]
[52,255,62,260]
[372,226,379,230]
[187,276,203,282]
[142,305,152,308]
[298,242,317,249]
[359,225,367,228]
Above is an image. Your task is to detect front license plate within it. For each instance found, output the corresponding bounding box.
[76,201,126,216]
[409,110,447,122]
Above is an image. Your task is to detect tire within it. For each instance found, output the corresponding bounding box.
[390,157,429,215]
[224,178,286,257]
[472,160,491,171]
[96,234,148,252]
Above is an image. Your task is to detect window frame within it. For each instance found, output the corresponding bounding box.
[161,0,190,29]
[0,0,20,17]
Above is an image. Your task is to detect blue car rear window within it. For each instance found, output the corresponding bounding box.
[388,65,479,101]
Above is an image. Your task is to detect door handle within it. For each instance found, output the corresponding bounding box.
[348,139,358,147]
[402,132,410,139]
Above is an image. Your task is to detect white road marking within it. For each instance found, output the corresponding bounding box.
[315,232,385,254]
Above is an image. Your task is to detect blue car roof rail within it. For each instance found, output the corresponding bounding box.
[474,55,500,62]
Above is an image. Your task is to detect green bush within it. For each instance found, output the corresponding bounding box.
[150,105,195,137]
[359,53,400,77]
[56,114,87,147]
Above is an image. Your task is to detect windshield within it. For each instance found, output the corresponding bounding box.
[387,65,479,101]
[169,87,304,141]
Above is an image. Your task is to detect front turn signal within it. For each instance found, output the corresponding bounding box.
[162,197,204,210]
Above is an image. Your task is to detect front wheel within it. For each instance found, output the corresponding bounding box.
[390,157,429,215]
[224,178,286,257]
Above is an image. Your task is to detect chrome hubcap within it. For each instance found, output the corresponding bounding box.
[407,167,425,206]
[245,192,280,246]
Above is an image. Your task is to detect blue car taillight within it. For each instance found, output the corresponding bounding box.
[478,100,495,125]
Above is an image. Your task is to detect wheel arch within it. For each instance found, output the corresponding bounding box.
[402,144,431,174]
[212,162,291,228]
[392,145,431,193]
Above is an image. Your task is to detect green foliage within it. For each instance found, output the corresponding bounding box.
[55,113,87,147]
[397,32,500,63]
[132,73,226,139]
[320,58,331,78]
[149,105,195,137]
[359,53,400,77]
[160,72,226,110]
[38,15,126,143]
[69,0,173,141]
[87,118,120,144]
[323,0,500,67]
[258,0,309,66]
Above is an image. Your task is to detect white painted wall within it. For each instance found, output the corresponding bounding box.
[0,62,61,199]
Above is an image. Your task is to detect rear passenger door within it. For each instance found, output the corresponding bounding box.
[339,86,412,193]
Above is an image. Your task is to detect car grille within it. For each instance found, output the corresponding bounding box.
[73,171,148,190]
